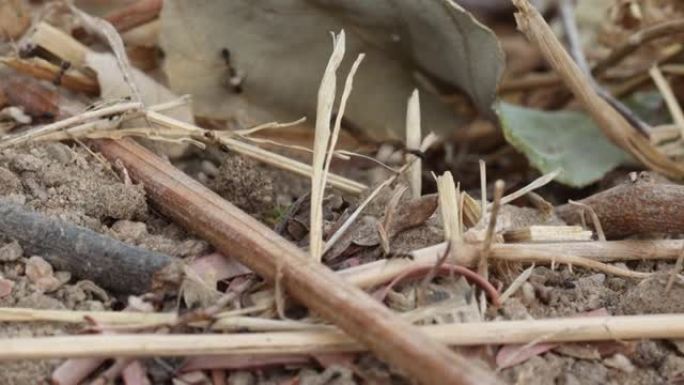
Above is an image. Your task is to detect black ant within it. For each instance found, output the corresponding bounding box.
[220,48,244,94]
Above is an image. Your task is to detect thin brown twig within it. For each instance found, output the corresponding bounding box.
[499,18,684,92]
[666,244,684,294]
[480,180,505,274]
[567,200,606,241]
[594,19,684,75]
[559,0,650,134]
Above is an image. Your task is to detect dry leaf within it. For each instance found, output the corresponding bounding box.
[159,0,504,140]
[0,277,14,298]
[0,0,30,41]
[86,51,194,157]
[188,253,252,285]
[121,360,152,385]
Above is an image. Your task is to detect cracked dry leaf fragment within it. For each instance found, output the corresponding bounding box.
[159,0,504,140]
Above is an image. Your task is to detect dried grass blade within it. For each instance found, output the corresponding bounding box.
[406,90,422,198]
[310,31,346,260]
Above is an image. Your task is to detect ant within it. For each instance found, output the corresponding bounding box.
[220,48,244,94]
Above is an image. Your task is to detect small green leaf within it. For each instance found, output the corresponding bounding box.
[497,102,631,187]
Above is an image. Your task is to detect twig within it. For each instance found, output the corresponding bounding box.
[499,264,535,304]
[375,263,500,306]
[9,313,684,359]
[412,242,648,278]
[0,200,178,293]
[91,138,502,385]
[0,56,99,95]
[436,172,462,243]
[479,160,487,219]
[567,200,606,241]
[649,65,684,139]
[323,133,438,253]
[481,181,505,262]
[479,180,504,313]
[23,22,367,195]
[500,169,558,206]
[666,244,684,294]
[593,19,684,75]
[147,111,366,195]
[559,0,651,135]
[512,0,684,179]
[406,90,422,198]
[0,101,142,148]
[557,179,684,238]
[103,0,162,32]
[499,18,684,92]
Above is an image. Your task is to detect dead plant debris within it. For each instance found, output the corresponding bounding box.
[0,0,684,384]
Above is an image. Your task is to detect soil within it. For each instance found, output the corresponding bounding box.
[0,142,211,383]
[1,141,683,385]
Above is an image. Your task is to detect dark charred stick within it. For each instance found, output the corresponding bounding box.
[0,200,178,293]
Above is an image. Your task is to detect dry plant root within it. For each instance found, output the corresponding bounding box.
[557,177,684,238]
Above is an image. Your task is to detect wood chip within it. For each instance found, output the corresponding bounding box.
[503,226,593,243]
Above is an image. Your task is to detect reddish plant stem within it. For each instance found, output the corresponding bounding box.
[375,264,500,306]
[92,138,503,385]
[104,0,163,32]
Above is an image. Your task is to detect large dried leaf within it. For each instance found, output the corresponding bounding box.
[159,0,504,140]
[498,102,631,187]
[0,0,30,41]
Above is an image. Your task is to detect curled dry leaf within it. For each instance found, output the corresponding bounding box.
[159,0,504,140]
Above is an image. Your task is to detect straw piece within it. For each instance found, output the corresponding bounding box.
[8,314,684,359]
[503,226,593,243]
[406,90,422,199]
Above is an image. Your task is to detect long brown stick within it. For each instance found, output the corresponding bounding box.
[4,313,684,360]
[91,138,502,385]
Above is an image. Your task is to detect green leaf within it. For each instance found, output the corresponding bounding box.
[497,102,631,188]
